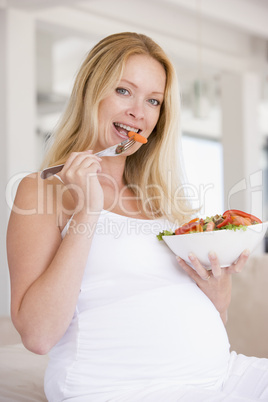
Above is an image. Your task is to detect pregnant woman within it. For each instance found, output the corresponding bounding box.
[7,32,268,401]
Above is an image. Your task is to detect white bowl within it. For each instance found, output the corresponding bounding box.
[162,222,268,268]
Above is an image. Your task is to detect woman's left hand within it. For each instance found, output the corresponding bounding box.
[176,249,250,324]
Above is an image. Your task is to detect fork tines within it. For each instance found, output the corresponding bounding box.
[116,139,135,154]
[123,139,135,150]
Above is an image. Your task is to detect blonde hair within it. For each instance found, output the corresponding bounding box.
[41,32,191,223]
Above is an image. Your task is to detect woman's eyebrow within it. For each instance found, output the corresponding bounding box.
[120,79,164,96]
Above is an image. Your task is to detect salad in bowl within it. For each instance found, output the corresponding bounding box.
[157,209,267,268]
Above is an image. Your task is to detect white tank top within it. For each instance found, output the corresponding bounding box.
[44,210,230,401]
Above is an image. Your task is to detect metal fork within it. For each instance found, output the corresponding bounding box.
[40,137,135,179]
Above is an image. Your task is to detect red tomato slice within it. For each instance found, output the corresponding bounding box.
[175,221,203,235]
[223,209,262,224]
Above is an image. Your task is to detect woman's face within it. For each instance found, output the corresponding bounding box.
[97,54,166,153]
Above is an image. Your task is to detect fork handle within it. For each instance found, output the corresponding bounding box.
[40,148,106,179]
[40,164,64,179]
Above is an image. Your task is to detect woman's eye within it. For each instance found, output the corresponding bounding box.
[148,99,160,106]
[116,88,129,95]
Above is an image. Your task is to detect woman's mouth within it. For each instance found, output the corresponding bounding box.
[114,123,140,139]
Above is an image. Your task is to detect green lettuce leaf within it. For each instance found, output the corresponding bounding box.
[215,223,248,231]
[157,230,174,241]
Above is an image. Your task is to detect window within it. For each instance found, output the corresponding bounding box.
[181,134,224,217]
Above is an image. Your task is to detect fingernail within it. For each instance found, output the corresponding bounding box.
[243,249,250,257]
[176,256,182,262]
[208,251,216,260]
[188,253,195,261]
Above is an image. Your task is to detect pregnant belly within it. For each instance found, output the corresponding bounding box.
[72,283,230,388]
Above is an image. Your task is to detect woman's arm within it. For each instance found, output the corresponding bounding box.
[7,152,103,355]
[176,250,250,324]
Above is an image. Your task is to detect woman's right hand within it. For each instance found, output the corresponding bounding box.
[59,150,104,214]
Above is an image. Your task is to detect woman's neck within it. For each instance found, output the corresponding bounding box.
[99,158,150,219]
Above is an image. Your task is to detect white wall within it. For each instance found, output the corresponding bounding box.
[0,9,36,316]
[221,72,263,216]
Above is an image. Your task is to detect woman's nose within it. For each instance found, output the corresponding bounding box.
[127,101,145,120]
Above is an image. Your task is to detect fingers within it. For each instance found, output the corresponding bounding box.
[61,151,92,172]
[61,151,102,179]
[66,151,102,169]
[227,249,250,274]
[188,253,212,280]
[176,248,250,282]
[208,252,221,278]
[176,254,210,282]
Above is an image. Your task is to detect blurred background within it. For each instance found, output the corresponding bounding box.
[0,0,268,326]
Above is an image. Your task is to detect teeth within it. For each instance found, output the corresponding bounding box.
[114,123,139,133]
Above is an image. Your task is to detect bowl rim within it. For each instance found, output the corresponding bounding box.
[162,221,268,239]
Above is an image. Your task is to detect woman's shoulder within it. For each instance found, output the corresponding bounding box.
[17,171,62,187]
[15,172,64,204]
[13,172,44,210]
[13,172,74,229]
